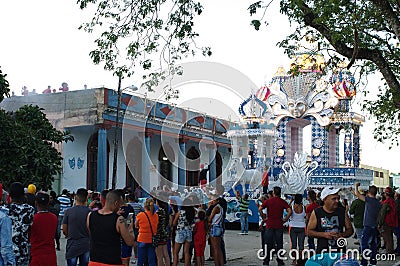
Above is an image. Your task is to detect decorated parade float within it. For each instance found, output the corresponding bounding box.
[222,44,373,223]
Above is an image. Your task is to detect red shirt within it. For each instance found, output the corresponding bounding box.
[194,220,206,243]
[261,197,290,229]
[262,172,268,187]
[30,211,58,259]
[382,198,398,227]
[306,202,320,214]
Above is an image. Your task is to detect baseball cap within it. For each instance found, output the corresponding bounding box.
[384,187,393,194]
[27,184,36,194]
[358,188,366,195]
[321,186,340,200]
[35,192,50,205]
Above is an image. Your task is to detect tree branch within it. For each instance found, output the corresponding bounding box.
[371,0,400,41]
[299,1,400,108]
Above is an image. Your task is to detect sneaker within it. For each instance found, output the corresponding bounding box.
[130,258,136,264]
[206,257,214,261]
[238,232,245,235]
[244,232,248,235]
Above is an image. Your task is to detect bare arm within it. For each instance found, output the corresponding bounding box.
[172,211,180,226]
[86,212,92,234]
[307,211,337,240]
[351,182,366,202]
[208,205,220,223]
[117,216,134,246]
[283,207,292,223]
[341,211,354,238]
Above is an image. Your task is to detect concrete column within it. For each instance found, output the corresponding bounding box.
[178,139,186,189]
[97,128,107,191]
[209,146,217,183]
[141,133,151,197]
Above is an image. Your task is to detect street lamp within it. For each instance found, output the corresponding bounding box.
[111,76,138,190]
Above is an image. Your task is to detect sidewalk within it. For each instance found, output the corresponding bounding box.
[56,229,400,266]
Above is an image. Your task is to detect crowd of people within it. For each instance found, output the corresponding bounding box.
[0,182,230,266]
[248,184,400,266]
[0,181,399,266]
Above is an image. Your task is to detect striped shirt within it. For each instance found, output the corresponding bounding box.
[238,198,250,212]
[57,195,71,216]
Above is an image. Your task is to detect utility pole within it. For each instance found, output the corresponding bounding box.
[111,75,122,190]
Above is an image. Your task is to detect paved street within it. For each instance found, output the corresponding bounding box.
[56,229,400,266]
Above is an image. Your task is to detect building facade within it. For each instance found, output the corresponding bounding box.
[1,88,233,194]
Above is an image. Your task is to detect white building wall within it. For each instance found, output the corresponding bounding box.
[62,126,93,192]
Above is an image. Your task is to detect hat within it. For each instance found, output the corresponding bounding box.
[384,187,393,194]
[358,188,366,195]
[88,190,93,194]
[27,184,36,194]
[395,188,400,194]
[35,192,50,205]
[321,186,340,200]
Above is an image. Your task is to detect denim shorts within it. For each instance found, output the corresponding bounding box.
[175,229,192,243]
[210,224,223,237]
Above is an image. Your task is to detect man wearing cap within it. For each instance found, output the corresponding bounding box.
[380,186,398,254]
[30,192,58,265]
[351,183,381,266]
[307,186,353,254]
[349,188,365,245]
[25,184,36,208]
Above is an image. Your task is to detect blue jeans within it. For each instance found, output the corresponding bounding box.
[210,224,223,237]
[355,227,363,244]
[137,242,156,266]
[57,215,63,240]
[240,211,249,233]
[361,226,378,266]
[67,251,90,266]
[265,228,284,264]
[308,236,315,250]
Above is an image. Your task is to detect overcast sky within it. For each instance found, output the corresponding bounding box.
[1,0,399,173]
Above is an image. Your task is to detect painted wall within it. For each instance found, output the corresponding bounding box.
[62,126,94,192]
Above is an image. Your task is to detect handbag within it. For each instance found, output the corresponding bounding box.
[143,212,158,247]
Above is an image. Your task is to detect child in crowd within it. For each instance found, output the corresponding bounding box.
[193,210,207,266]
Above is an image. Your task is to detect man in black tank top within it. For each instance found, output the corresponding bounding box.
[87,190,134,265]
[307,187,354,254]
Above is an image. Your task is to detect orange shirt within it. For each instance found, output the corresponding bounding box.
[136,210,159,243]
